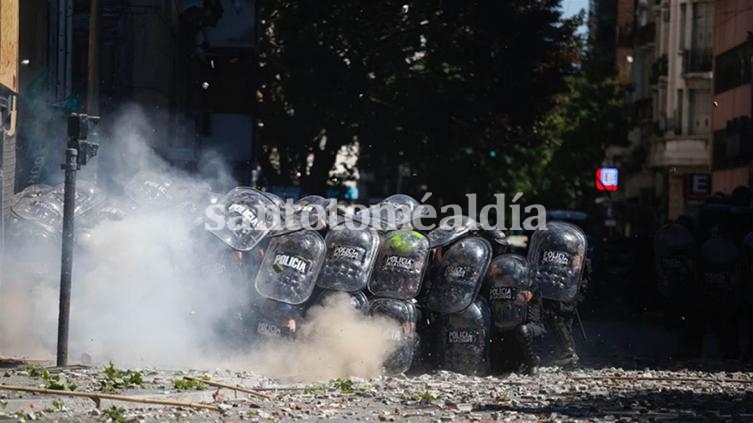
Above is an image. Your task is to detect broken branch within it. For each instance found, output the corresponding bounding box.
[0,384,219,411]
[183,376,274,400]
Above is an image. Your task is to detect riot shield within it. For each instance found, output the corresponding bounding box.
[426,215,477,249]
[368,298,418,374]
[317,227,380,292]
[124,171,176,207]
[484,254,531,330]
[743,231,753,285]
[7,191,62,277]
[368,230,430,300]
[434,298,491,375]
[313,289,369,314]
[527,221,587,302]
[254,298,306,340]
[654,223,695,298]
[125,171,212,216]
[262,192,286,232]
[700,237,742,306]
[255,230,326,304]
[11,190,64,234]
[47,181,106,217]
[272,195,331,236]
[294,195,331,230]
[206,187,280,251]
[423,236,492,314]
[351,194,428,231]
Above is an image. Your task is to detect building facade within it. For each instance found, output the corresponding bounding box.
[711,0,753,193]
[619,0,714,225]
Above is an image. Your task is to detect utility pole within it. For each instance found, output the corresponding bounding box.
[56,113,99,367]
[86,0,99,116]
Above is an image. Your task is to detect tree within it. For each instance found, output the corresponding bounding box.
[256,0,582,202]
[537,73,630,210]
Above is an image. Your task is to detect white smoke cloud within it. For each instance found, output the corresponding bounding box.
[0,106,399,379]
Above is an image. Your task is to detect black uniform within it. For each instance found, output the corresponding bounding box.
[699,228,743,359]
[528,221,589,368]
[485,254,545,375]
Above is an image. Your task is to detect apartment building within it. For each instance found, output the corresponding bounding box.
[622,0,714,223]
[711,0,753,192]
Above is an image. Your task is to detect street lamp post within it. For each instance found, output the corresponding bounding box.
[56,113,99,367]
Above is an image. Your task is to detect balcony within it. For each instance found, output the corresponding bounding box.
[648,136,710,168]
[637,23,656,46]
[649,55,668,84]
[683,48,713,74]
[653,114,682,137]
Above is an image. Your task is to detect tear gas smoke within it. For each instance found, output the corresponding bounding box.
[247,293,400,381]
[0,106,400,378]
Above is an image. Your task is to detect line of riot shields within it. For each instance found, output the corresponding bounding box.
[654,199,753,360]
[6,177,590,376]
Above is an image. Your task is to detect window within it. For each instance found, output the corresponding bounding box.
[715,41,753,94]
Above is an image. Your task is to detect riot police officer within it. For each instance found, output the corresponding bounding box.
[654,222,702,358]
[484,254,544,375]
[422,223,493,376]
[699,223,743,359]
[528,221,589,368]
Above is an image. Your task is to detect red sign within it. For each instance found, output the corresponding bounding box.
[595,168,619,192]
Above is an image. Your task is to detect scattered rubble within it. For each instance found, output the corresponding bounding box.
[0,364,752,421]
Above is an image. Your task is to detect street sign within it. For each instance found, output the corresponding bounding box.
[595,167,619,192]
[686,173,711,198]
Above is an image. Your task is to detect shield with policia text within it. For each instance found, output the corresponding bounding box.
[317,226,381,292]
[484,254,531,330]
[206,187,280,251]
[423,236,492,314]
[255,229,326,305]
[527,221,587,302]
[369,230,430,300]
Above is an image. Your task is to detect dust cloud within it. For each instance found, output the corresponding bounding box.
[0,106,399,381]
[247,293,400,382]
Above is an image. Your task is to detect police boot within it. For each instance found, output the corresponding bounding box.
[515,325,540,376]
[550,317,579,368]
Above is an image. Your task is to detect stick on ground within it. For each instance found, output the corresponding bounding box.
[183,376,274,400]
[0,384,219,411]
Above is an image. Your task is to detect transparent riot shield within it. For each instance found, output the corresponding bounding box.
[349,194,429,231]
[654,223,695,298]
[527,221,587,302]
[317,227,380,292]
[125,171,211,215]
[368,230,430,300]
[206,187,280,251]
[484,254,531,330]
[426,215,477,249]
[272,195,332,236]
[700,237,742,306]
[11,191,64,233]
[47,181,106,217]
[368,298,418,374]
[424,236,492,314]
[124,171,176,207]
[255,230,326,304]
[435,298,491,375]
[254,298,306,340]
[313,289,369,314]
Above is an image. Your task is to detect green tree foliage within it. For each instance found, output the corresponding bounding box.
[256,0,582,202]
[538,74,630,210]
